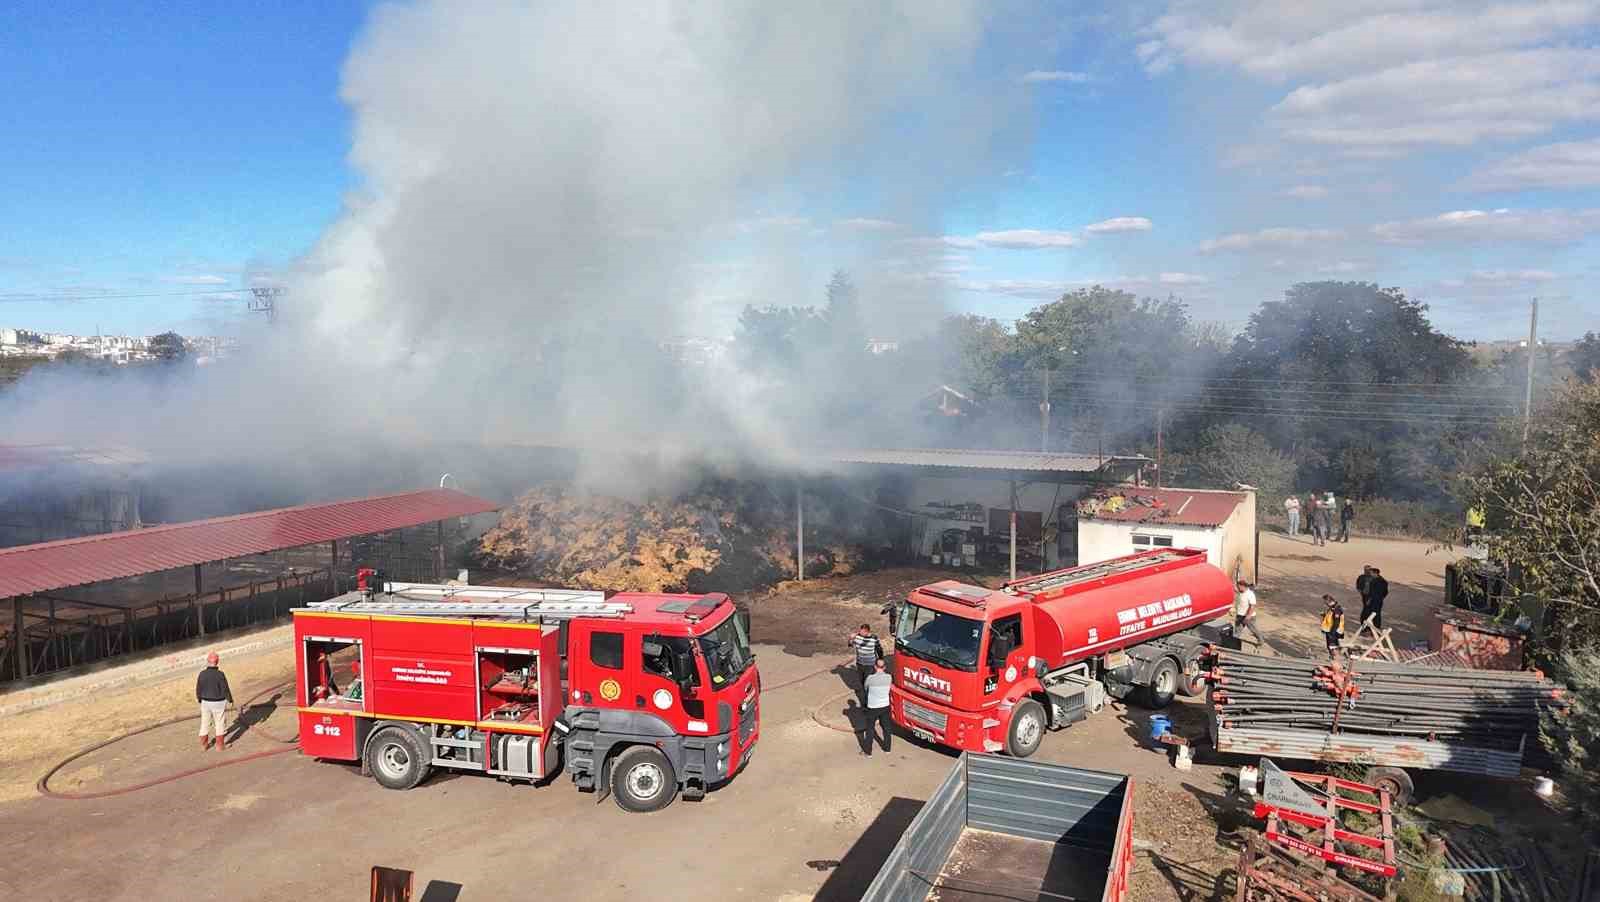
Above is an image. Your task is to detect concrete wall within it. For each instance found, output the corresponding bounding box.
[1078,520,1221,566]
[1219,491,1258,584]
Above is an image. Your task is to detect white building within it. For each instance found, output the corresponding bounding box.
[866,338,899,354]
[1076,486,1257,583]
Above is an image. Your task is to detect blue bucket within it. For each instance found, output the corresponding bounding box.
[1148,715,1171,742]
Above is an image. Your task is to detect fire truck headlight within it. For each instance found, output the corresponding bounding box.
[716,758,726,773]
[717,742,727,756]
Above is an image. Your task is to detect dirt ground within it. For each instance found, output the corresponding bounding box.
[0,533,1552,902]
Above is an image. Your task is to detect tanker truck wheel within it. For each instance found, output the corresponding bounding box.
[1143,657,1180,709]
[366,727,431,790]
[1365,766,1415,807]
[1005,699,1046,758]
[612,746,678,813]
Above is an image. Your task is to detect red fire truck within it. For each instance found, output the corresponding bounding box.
[889,548,1234,757]
[292,579,758,812]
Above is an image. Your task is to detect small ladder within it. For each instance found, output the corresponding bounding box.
[1005,549,1187,596]
[306,583,633,621]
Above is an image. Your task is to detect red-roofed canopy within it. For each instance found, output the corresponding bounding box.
[0,489,499,598]
[1077,487,1248,528]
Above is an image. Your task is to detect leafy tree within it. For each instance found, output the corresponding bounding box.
[1165,423,1295,515]
[1223,282,1475,501]
[148,331,188,363]
[1542,648,1600,844]
[733,305,830,371]
[1567,332,1600,384]
[1464,381,1600,648]
[824,269,862,347]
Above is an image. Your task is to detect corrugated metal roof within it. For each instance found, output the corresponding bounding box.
[0,443,151,473]
[1077,487,1247,528]
[0,488,500,598]
[825,448,1149,473]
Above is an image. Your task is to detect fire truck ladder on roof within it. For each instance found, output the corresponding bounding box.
[1004,549,1188,596]
[305,582,633,621]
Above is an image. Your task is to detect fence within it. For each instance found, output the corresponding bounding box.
[2,567,341,684]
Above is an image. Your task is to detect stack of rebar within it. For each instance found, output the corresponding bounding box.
[1208,650,1566,777]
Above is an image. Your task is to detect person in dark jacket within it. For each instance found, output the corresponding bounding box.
[1363,568,1389,629]
[1339,497,1356,542]
[196,651,234,751]
[848,624,884,705]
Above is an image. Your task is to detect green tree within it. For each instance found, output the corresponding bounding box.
[1223,282,1476,500]
[1567,332,1600,384]
[824,269,862,346]
[1542,648,1600,843]
[1464,381,1600,648]
[148,331,188,363]
[1165,423,1295,514]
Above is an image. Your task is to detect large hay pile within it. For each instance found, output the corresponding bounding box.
[474,479,881,592]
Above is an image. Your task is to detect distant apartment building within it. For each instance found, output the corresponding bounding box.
[865,338,899,354]
[659,335,732,366]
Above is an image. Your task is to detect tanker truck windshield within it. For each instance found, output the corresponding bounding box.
[894,603,981,672]
[698,613,754,687]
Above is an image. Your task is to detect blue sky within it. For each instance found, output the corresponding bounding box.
[3,1,1598,341]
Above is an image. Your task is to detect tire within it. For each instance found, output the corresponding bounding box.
[1178,650,1208,698]
[1005,698,1047,758]
[1143,657,1181,709]
[1365,766,1415,807]
[366,727,430,791]
[611,746,678,813]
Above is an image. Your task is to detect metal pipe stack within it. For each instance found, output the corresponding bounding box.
[1209,649,1565,754]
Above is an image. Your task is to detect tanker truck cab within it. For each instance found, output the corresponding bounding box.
[891,549,1235,758]
[561,593,759,812]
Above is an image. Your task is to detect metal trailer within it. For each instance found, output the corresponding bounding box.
[862,753,1135,902]
[1206,651,1560,803]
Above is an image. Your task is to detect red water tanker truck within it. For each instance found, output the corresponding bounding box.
[889,548,1235,757]
[292,578,758,812]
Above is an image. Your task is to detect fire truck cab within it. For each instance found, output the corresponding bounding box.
[293,582,759,813]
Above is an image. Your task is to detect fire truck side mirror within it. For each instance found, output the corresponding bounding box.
[669,647,696,690]
[988,631,1015,666]
[736,608,751,642]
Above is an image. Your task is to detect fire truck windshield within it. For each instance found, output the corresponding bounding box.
[894,602,980,673]
[698,611,753,688]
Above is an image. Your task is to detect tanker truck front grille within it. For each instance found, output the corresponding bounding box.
[739,698,757,741]
[902,699,948,732]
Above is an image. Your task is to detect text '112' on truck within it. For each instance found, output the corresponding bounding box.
[890,548,1234,757]
[291,574,758,812]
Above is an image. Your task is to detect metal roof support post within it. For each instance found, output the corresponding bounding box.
[436,520,445,581]
[329,539,338,593]
[796,480,805,582]
[12,597,24,680]
[194,563,205,637]
[1009,479,1018,581]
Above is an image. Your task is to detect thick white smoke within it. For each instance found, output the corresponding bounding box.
[5,1,1033,493]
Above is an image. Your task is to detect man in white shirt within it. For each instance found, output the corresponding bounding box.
[1232,579,1265,647]
[1284,496,1301,537]
[859,659,894,756]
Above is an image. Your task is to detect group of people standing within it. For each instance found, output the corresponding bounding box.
[1232,563,1391,661]
[1283,492,1355,546]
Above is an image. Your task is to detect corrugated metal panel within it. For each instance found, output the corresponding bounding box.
[859,750,968,902]
[1078,487,1248,528]
[966,754,1125,848]
[825,448,1148,473]
[1213,725,1524,778]
[0,489,500,598]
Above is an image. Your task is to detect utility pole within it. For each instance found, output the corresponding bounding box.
[1155,408,1164,489]
[1523,298,1539,446]
[1040,368,1052,452]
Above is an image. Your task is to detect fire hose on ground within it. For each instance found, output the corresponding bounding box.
[40,663,847,800]
[37,679,300,800]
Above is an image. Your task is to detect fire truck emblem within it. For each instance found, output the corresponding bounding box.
[599,679,622,701]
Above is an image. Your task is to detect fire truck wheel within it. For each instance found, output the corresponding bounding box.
[1143,657,1180,709]
[611,746,677,813]
[366,728,430,791]
[1005,698,1046,758]
[1365,766,1414,807]
[1178,650,1208,697]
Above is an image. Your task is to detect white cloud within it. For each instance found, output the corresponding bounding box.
[1317,261,1364,274]
[1460,138,1600,191]
[1371,208,1600,244]
[1158,271,1210,285]
[735,215,809,232]
[1021,69,1095,84]
[1466,268,1559,283]
[957,278,1071,299]
[1198,226,1343,253]
[834,217,901,231]
[1142,2,1599,81]
[969,229,1081,249]
[164,274,230,285]
[1084,216,1153,233]
[1282,184,1329,199]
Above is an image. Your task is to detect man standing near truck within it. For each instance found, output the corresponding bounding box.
[1321,595,1347,660]
[1232,579,1265,647]
[849,623,883,705]
[196,651,233,751]
[860,658,894,756]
